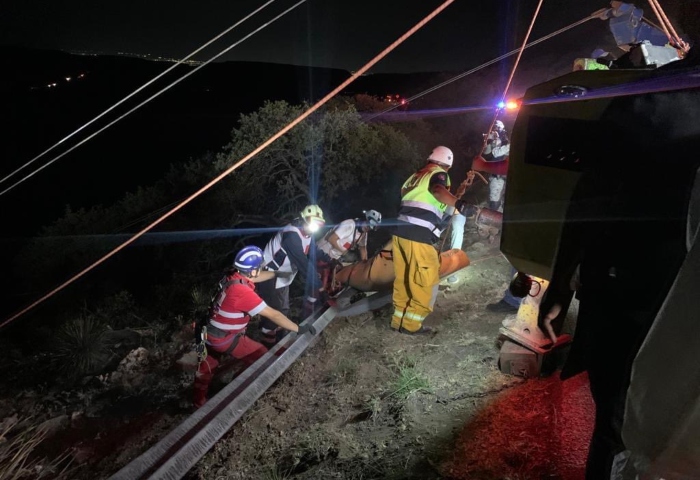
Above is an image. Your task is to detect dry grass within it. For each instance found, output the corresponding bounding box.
[0,417,73,480]
[441,374,592,480]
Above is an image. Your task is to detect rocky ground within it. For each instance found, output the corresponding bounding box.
[0,229,594,480]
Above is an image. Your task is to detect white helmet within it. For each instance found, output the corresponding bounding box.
[494,120,505,131]
[363,210,382,230]
[301,204,325,233]
[428,146,453,168]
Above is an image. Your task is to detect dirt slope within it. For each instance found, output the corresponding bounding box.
[188,240,594,480]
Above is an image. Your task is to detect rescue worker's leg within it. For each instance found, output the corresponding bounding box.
[450,213,466,251]
[392,236,440,333]
[193,333,268,408]
[258,281,290,346]
[231,335,268,366]
[391,235,410,330]
[488,175,505,211]
[193,350,220,408]
[194,330,240,408]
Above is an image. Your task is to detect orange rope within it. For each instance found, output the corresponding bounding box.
[478,0,545,158]
[647,0,689,53]
[646,0,673,45]
[0,0,456,330]
[447,0,544,253]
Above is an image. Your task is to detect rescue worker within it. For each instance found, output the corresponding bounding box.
[483,120,509,211]
[317,209,382,263]
[193,246,316,408]
[258,204,331,346]
[392,146,477,334]
[482,120,509,162]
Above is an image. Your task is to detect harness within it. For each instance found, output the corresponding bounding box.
[194,277,247,362]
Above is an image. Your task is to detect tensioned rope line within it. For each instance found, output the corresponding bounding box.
[439,0,545,252]
[647,0,689,53]
[365,9,606,122]
[0,0,307,199]
[646,0,674,45]
[0,0,457,330]
[478,0,545,158]
[0,0,278,192]
[0,0,301,198]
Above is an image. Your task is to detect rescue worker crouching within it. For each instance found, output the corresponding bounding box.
[258,204,332,346]
[317,209,382,264]
[193,246,316,408]
[392,146,478,335]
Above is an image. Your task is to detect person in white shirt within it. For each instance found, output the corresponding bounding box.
[317,210,382,263]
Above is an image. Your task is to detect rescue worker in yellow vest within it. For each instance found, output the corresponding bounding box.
[392,146,478,334]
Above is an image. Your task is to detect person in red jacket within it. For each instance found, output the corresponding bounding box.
[193,246,316,408]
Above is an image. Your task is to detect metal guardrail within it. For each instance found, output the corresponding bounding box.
[110,304,340,480]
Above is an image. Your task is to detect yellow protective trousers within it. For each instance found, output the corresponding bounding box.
[391,235,440,332]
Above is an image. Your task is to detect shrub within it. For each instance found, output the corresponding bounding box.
[51,315,109,378]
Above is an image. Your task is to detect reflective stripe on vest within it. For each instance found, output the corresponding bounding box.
[399,200,443,218]
[263,223,311,288]
[399,164,450,237]
[213,309,245,319]
[397,215,442,236]
[209,319,246,332]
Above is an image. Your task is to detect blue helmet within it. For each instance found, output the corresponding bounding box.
[234,246,264,273]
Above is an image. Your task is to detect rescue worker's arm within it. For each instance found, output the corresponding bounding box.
[281,231,312,278]
[500,131,510,145]
[249,269,294,283]
[250,270,276,283]
[326,231,346,255]
[281,232,325,290]
[429,174,478,217]
[259,306,316,335]
[359,246,368,261]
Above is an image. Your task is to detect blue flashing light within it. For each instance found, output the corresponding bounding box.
[496,101,506,109]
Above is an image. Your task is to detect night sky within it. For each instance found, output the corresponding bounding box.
[1,0,682,74]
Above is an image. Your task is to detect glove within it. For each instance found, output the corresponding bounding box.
[455,199,479,217]
[297,324,317,335]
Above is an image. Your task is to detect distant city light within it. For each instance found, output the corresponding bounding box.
[65,77,72,81]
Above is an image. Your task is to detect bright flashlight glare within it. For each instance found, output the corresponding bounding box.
[308,221,321,233]
[505,100,519,110]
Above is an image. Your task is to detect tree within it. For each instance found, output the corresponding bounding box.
[214,100,421,221]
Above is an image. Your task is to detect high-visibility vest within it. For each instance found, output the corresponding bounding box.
[263,224,311,288]
[398,164,450,238]
[207,275,251,337]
